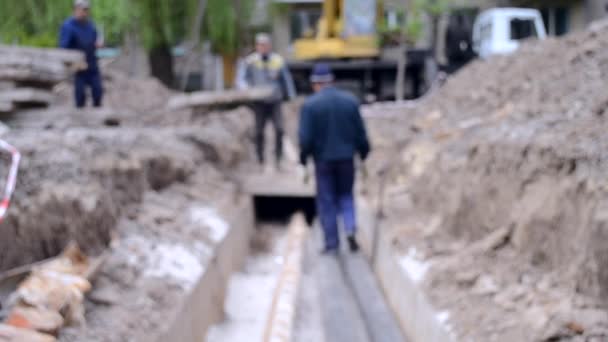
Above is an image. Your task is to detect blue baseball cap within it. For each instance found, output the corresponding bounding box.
[310,63,334,83]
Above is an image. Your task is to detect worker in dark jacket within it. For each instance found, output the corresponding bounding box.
[299,63,371,253]
[59,0,103,108]
[237,33,296,171]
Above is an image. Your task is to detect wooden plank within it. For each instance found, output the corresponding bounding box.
[242,171,315,197]
[0,89,53,106]
[0,46,84,65]
[168,87,274,110]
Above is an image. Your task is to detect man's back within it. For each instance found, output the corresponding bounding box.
[299,87,370,163]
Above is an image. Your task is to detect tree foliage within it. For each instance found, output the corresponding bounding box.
[205,0,254,55]
[0,0,254,54]
[131,0,195,50]
[0,0,130,46]
[0,0,70,46]
[422,0,451,17]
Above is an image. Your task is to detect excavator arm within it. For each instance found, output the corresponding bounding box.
[295,0,378,60]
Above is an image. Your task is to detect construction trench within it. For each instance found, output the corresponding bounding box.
[3,20,608,342]
[0,99,411,341]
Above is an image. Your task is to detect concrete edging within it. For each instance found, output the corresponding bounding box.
[156,197,255,342]
[357,198,454,342]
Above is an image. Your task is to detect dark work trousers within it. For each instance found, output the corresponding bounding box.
[254,102,283,164]
[315,159,357,250]
[75,70,103,108]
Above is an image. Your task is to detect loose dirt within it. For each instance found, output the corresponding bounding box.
[362,20,608,341]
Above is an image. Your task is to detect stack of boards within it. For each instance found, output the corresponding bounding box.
[0,46,84,114]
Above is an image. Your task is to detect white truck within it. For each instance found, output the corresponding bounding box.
[473,8,547,59]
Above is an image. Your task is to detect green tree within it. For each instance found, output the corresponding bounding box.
[0,0,129,46]
[131,0,195,86]
[421,0,451,56]
[395,0,424,101]
[203,0,254,87]
[0,0,254,87]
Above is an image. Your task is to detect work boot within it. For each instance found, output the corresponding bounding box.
[347,235,360,252]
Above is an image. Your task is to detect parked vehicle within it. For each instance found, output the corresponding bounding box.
[473,8,547,59]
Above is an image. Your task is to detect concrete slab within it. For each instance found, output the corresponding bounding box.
[243,171,315,197]
[168,87,273,111]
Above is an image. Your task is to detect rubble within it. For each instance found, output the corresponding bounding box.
[0,46,84,85]
[0,46,83,113]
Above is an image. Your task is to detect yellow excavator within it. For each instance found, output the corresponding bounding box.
[293,0,380,60]
[287,0,431,100]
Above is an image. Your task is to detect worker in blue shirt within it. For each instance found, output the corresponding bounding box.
[59,0,103,108]
[299,63,371,253]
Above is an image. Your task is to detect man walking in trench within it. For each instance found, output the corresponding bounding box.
[299,63,371,253]
[238,33,296,171]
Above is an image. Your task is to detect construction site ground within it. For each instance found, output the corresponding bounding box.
[2,20,608,342]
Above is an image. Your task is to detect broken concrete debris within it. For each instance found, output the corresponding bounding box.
[0,46,84,113]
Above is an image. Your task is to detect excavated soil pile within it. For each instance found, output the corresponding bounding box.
[363,21,608,341]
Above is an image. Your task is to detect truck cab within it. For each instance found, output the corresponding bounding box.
[473,8,547,59]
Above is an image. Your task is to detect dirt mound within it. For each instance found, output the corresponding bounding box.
[54,66,172,114]
[364,21,608,341]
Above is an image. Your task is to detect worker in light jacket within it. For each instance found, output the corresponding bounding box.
[59,0,103,108]
[237,33,296,171]
[299,63,371,253]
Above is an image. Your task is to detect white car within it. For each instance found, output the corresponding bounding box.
[473,8,547,59]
